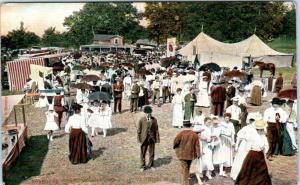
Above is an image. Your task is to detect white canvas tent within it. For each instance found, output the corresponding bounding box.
[179,32,293,68]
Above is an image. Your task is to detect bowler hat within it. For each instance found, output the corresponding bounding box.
[271,97,281,105]
[72,103,83,110]
[143,106,152,114]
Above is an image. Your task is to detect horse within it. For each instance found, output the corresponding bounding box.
[253,61,276,78]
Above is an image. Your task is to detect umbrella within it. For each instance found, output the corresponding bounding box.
[224,70,247,78]
[82,75,101,82]
[88,91,110,101]
[71,83,93,90]
[278,89,297,100]
[136,69,152,76]
[199,63,221,72]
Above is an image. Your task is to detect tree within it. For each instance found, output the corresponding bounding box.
[282,6,296,38]
[41,27,64,47]
[3,22,40,49]
[144,2,288,43]
[63,3,147,47]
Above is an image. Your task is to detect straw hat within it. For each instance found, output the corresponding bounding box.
[253,119,267,129]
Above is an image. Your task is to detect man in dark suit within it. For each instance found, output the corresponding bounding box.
[130,79,140,113]
[226,80,236,108]
[173,124,201,185]
[64,91,75,121]
[137,106,160,171]
[210,81,227,116]
[274,73,283,93]
[112,78,124,113]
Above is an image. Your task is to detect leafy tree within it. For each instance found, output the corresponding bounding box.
[63,3,147,47]
[3,22,40,49]
[282,6,296,38]
[41,27,64,47]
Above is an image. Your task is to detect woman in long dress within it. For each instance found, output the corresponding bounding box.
[44,105,59,141]
[99,100,112,137]
[196,76,210,107]
[219,113,235,171]
[64,103,89,164]
[172,88,184,128]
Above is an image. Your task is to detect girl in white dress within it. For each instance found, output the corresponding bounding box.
[44,105,59,141]
[200,117,214,180]
[211,117,227,176]
[172,88,184,128]
[196,76,210,107]
[99,101,112,137]
[88,101,101,137]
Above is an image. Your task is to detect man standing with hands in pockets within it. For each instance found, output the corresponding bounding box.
[137,106,160,171]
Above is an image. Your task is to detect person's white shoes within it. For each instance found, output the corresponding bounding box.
[219,171,227,177]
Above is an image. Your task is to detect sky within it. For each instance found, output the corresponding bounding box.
[1,3,146,36]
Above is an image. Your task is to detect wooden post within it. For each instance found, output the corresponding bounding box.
[22,105,26,127]
[14,106,18,127]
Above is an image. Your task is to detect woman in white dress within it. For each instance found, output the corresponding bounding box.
[98,100,112,137]
[196,76,210,107]
[219,113,235,175]
[200,117,214,180]
[230,119,269,181]
[44,105,59,141]
[172,88,184,128]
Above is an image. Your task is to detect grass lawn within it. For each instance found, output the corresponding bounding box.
[267,36,296,54]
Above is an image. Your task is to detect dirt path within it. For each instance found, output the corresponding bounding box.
[6,94,297,185]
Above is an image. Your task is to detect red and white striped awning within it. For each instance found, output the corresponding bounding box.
[7,58,46,91]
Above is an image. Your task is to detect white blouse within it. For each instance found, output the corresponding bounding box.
[65,114,88,134]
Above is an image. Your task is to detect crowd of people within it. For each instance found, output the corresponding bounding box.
[23,50,297,184]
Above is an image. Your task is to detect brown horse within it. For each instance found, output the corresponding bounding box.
[253,61,276,78]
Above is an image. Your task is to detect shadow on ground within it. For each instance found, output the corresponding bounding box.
[108,128,128,136]
[92,147,107,159]
[154,156,172,168]
[5,135,49,185]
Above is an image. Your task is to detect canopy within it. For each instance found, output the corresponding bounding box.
[179,32,293,68]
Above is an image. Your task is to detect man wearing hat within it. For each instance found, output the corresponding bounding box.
[274,73,283,93]
[130,79,140,113]
[137,106,160,171]
[263,97,288,160]
[151,76,161,105]
[173,122,202,185]
[162,75,171,103]
[170,72,179,96]
[226,97,242,134]
[64,91,75,121]
[184,88,197,122]
[210,81,227,117]
[226,80,236,108]
[112,78,124,113]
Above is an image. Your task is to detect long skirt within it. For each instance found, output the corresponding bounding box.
[69,128,88,164]
[275,123,295,156]
[138,95,146,108]
[235,151,271,185]
[184,103,195,121]
[250,86,262,106]
[172,104,184,127]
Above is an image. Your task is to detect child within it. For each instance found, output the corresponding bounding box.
[211,116,227,177]
[200,117,214,180]
[44,105,59,141]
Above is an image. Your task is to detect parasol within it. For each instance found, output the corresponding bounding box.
[224,70,247,79]
[81,75,101,82]
[88,91,111,101]
[71,83,93,90]
[136,69,152,76]
[277,89,297,100]
[199,63,221,72]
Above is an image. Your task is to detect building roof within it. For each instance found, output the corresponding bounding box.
[136,39,157,47]
[93,34,122,41]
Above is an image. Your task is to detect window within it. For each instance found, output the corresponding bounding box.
[114,38,118,45]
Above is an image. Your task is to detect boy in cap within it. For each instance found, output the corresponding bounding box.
[137,106,160,171]
[226,97,242,134]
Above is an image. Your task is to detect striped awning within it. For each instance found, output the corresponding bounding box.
[7,58,46,91]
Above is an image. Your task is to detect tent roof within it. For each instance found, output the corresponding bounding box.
[179,32,292,57]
